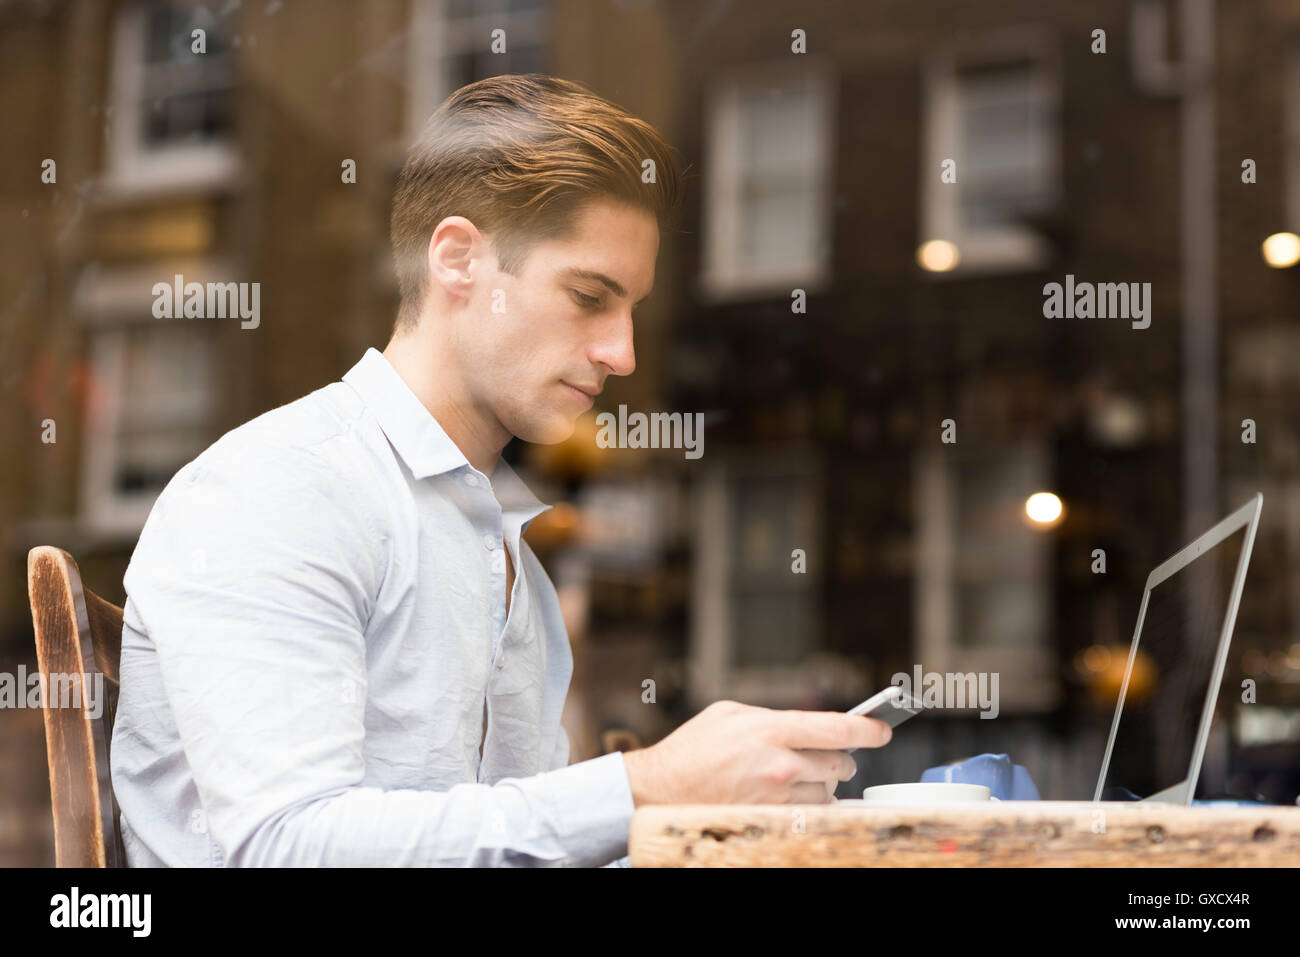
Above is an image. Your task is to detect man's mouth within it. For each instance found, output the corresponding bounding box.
[560,380,598,407]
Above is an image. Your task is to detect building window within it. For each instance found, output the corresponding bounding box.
[913,442,1058,712]
[701,60,835,300]
[921,33,1059,275]
[688,449,827,707]
[74,264,219,535]
[105,0,238,193]
[405,0,550,143]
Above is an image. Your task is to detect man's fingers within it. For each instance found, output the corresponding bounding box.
[794,749,857,783]
[835,750,858,781]
[790,781,833,804]
[777,710,893,751]
[788,751,855,802]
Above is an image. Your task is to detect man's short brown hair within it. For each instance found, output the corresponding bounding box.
[390,73,684,332]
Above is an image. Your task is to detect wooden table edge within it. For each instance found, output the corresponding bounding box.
[627,803,1300,867]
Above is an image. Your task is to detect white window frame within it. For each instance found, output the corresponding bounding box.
[920,28,1060,277]
[102,0,240,197]
[403,0,550,147]
[73,261,223,536]
[700,58,836,301]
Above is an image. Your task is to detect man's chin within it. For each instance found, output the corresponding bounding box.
[513,413,578,446]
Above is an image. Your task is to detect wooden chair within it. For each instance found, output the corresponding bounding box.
[26,546,126,867]
[25,543,638,867]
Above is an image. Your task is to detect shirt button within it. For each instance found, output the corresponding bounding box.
[496,653,506,669]
[462,473,480,487]
[482,533,496,551]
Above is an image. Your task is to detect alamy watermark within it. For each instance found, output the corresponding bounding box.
[50,887,150,937]
[1042,274,1151,330]
[152,273,260,329]
[0,665,104,719]
[891,665,1000,719]
[595,404,704,459]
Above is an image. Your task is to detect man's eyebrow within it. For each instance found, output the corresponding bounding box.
[560,267,648,304]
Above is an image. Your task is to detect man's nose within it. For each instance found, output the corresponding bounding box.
[590,312,636,378]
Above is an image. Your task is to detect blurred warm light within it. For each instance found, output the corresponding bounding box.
[526,411,605,479]
[1088,394,1146,446]
[547,502,579,531]
[524,501,583,550]
[1243,650,1266,675]
[916,239,960,272]
[1267,651,1290,678]
[1261,232,1300,268]
[1024,491,1063,525]
[1082,644,1112,673]
[1091,646,1157,707]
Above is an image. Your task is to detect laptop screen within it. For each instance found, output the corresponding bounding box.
[1098,526,1247,801]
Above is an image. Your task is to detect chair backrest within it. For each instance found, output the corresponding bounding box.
[26,546,126,867]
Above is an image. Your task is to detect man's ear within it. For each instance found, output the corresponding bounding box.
[425,216,479,302]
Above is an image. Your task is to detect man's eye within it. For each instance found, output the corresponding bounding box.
[571,290,602,309]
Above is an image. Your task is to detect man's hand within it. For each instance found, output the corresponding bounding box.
[620,700,892,806]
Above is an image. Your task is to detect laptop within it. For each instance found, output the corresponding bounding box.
[842,495,1264,807]
[1087,493,1264,805]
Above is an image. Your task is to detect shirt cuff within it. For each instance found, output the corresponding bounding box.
[537,750,635,867]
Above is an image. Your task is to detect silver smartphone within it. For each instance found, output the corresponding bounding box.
[846,685,922,729]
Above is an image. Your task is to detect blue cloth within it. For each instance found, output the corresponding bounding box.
[920,755,1272,805]
[921,753,1040,800]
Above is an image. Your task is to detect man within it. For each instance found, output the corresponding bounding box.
[111,73,892,867]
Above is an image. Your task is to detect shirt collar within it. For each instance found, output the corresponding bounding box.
[342,348,551,523]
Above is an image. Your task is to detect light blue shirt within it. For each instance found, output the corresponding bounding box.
[111,347,635,866]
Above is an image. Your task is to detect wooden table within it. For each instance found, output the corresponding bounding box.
[628,802,1300,866]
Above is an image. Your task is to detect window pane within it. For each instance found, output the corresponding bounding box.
[145,0,228,63]
[732,477,815,580]
[446,42,546,88]
[729,473,818,668]
[732,593,813,667]
[112,325,215,494]
[956,63,1050,232]
[116,426,209,494]
[144,88,232,145]
[739,82,819,178]
[951,447,1049,650]
[725,72,829,276]
[138,1,234,147]
[739,181,819,270]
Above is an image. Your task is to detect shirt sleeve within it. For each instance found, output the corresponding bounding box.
[125,437,634,867]
[550,709,636,868]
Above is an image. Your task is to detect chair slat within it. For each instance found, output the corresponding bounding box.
[27,546,126,868]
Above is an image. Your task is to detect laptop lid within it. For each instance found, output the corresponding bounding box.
[1094,493,1264,804]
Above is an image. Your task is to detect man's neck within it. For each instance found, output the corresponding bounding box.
[381,331,509,475]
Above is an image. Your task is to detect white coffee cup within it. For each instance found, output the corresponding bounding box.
[859,782,999,805]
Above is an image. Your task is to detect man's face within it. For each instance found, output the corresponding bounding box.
[452,197,659,445]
